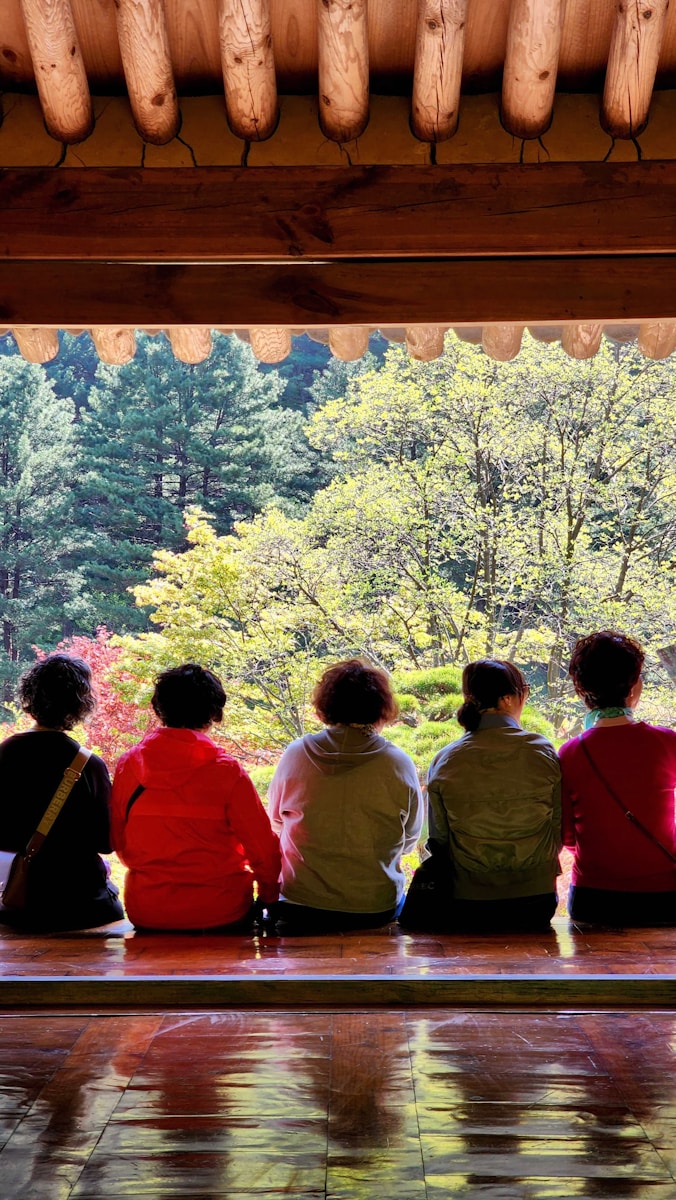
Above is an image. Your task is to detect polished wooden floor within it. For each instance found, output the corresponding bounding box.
[0,1006,675,1198]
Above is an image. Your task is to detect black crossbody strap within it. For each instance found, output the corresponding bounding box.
[579,735,676,865]
[126,784,145,822]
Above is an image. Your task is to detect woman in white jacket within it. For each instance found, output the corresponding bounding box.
[268,659,423,934]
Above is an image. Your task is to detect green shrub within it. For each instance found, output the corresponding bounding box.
[249,763,275,802]
[424,692,463,721]
[395,692,421,716]
[392,665,463,700]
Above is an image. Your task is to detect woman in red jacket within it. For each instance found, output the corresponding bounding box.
[560,631,676,927]
[111,664,280,932]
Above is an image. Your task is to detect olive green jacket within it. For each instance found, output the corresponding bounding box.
[427,714,562,901]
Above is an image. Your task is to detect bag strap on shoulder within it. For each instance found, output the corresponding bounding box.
[578,735,676,866]
[24,746,92,861]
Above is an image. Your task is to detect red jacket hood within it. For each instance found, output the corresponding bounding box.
[126,727,221,789]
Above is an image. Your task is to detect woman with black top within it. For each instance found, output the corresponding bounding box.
[0,654,123,931]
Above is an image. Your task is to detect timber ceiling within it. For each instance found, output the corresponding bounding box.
[1,2,675,368]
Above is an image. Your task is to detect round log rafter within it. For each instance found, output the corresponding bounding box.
[412,0,468,142]
[602,0,670,139]
[114,0,180,145]
[7,1,674,146]
[317,0,370,142]
[501,0,566,139]
[19,0,93,143]
[218,0,279,141]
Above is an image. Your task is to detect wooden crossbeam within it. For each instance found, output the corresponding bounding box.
[114,0,180,145]
[1,257,676,327]
[1,163,676,262]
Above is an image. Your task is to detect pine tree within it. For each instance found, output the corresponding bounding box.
[76,332,321,629]
[0,357,83,703]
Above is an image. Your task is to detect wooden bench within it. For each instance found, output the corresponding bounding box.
[1,917,675,1008]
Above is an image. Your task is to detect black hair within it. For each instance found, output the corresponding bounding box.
[457,659,528,733]
[19,654,95,731]
[568,631,645,710]
[313,658,398,727]
[151,663,226,729]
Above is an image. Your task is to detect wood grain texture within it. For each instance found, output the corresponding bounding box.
[163,0,221,87]
[11,325,59,362]
[90,326,136,363]
[560,321,605,358]
[637,319,676,359]
[114,0,180,145]
[406,324,446,360]
[482,322,524,360]
[218,0,278,140]
[328,325,369,359]
[502,0,565,138]
[412,0,467,142]
[2,257,676,326]
[249,326,292,360]
[19,0,93,142]
[70,0,122,85]
[168,325,212,362]
[602,0,670,138]
[462,0,509,86]
[0,4,34,87]
[317,0,369,141]
[558,0,615,86]
[3,163,676,261]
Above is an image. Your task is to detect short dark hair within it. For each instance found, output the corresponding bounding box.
[457,659,528,733]
[19,654,95,731]
[313,659,398,727]
[151,663,226,729]
[568,631,644,710]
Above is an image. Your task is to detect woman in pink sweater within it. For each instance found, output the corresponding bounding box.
[559,631,676,926]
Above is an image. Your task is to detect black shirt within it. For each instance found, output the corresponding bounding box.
[0,730,113,912]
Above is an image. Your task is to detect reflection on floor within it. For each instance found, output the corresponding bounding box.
[1,917,675,978]
[0,1007,675,1198]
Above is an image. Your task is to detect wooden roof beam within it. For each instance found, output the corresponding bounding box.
[218,0,278,141]
[602,0,669,139]
[482,323,524,361]
[169,327,213,363]
[90,327,136,365]
[412,0,467,142]
[3,164,676,262]
[318,0,369,142]
[502,0,565,139]
[560,324,604,359]
[11,326,59,363]
[4,258,675,328]
[638,321,676,360]
[19,0,93,143]
[329,326,369,360]
[114,0,180,146]
[249,328,291,362]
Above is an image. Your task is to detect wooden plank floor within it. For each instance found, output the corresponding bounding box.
[1,1006,676,1198]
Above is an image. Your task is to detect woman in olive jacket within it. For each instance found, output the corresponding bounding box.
[420,659,561,932]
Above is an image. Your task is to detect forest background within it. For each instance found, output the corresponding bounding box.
[0,328,674,799]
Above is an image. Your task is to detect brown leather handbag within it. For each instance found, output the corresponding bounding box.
[2,746,92,910]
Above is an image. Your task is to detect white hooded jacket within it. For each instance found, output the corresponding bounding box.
[268,726,424,913]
